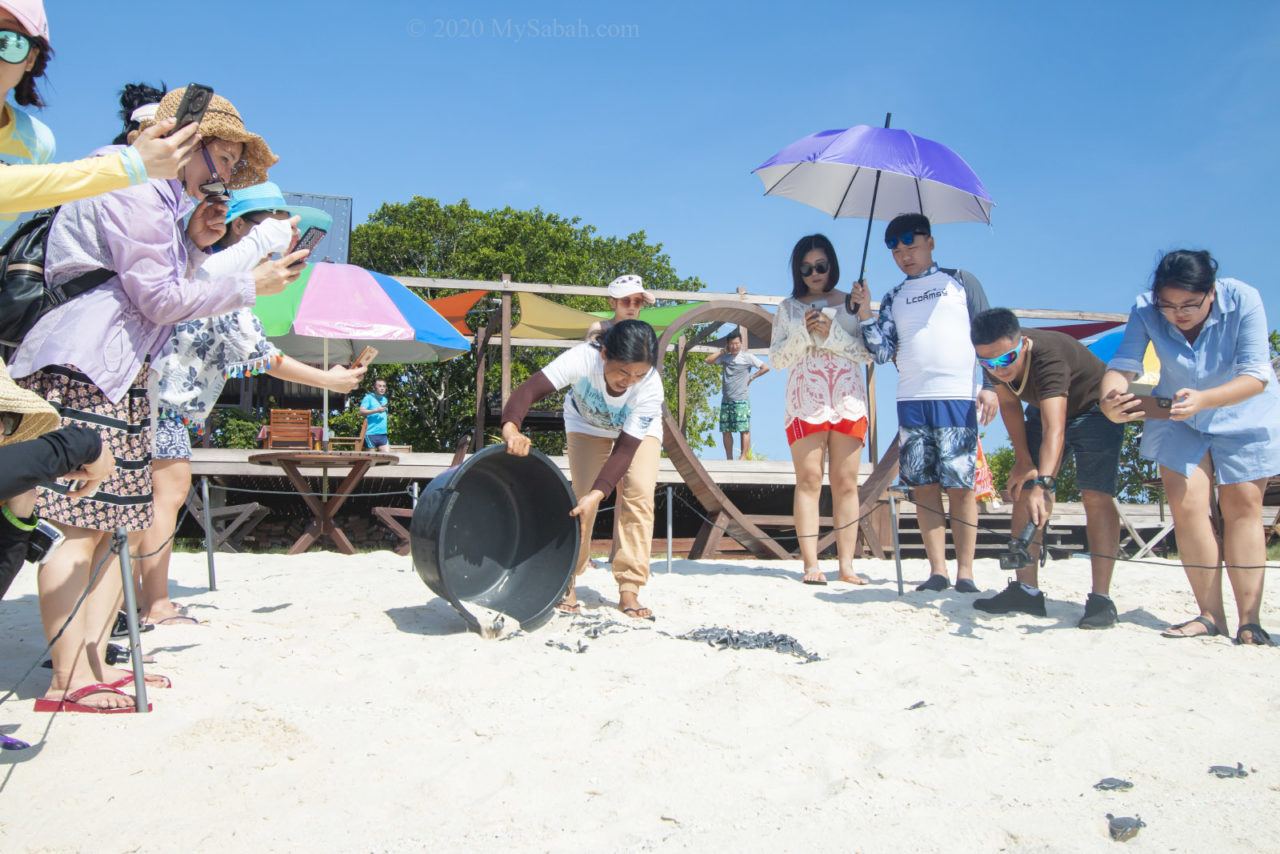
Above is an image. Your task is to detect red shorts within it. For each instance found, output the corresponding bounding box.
[785,416,868,446]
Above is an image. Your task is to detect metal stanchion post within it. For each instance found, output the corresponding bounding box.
[890,492,904,596]
[411,482,420,508]
[116,528,149,712]
[666,486,673,574]
[202,476,217,591]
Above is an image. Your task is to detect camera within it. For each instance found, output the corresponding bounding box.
[999,521,1041,571]
[25,519,65,565]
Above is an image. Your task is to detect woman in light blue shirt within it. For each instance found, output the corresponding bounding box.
[1101,250,1279,646]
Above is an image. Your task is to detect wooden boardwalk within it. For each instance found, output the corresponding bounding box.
[186,449,1252,559]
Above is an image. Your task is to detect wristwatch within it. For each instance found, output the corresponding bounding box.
[1034,475,1057,491]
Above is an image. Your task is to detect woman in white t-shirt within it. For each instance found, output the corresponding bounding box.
[502,320,663,619]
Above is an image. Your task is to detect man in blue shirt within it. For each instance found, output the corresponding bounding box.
[359,378,389,450]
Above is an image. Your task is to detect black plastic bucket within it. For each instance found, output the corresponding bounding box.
[410,444,580,634]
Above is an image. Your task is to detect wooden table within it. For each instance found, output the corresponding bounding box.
[248,451,398,555]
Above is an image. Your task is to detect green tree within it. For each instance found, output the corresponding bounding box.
[348,197,720,453]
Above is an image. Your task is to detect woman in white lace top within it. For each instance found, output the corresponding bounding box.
[769,234,874,585]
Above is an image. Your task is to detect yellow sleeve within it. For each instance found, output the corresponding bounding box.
[0,149,148,214]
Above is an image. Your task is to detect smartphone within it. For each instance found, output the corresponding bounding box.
[350,345,379,370]
[1134,394,1173,420]
[167,83,214,136]
[289,227,326,268]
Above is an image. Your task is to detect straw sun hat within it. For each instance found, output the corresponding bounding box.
[0,358,60,447]
[140,87,278,188]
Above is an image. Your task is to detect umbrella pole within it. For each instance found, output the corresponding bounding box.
[853,112,892,468]
[855,112,892,283]
[322,339,330,501]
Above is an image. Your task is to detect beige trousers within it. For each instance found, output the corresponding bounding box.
[566,432,660,595]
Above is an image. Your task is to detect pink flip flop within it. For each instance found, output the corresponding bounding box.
[107,670,172,689]
[33,683,152,714]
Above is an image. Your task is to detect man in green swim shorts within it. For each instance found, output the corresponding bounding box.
[706,330,769,460]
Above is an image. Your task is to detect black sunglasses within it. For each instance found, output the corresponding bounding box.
[799,261,830,278]
[199,147,231,203]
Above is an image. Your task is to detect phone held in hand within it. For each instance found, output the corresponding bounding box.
[350,346,379,370]
[167,83,214,136]
[289,227,326,268]
[1133,394,1173,420]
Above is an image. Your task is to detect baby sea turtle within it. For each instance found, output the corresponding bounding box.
[1208,762,1249,779]
[1106,813,1145,841]
[1094,778,1134,791]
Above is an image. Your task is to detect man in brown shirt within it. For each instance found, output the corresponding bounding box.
[968,309,1125,629]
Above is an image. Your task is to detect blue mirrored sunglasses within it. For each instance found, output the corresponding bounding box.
[885,232,928,250]
[0,30,33,65]
[978,339,1023,371]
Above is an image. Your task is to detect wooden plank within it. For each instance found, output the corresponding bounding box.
[472,325,492,451]
[499,278,512,407]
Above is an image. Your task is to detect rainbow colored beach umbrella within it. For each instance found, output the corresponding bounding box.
[253,262,470,365]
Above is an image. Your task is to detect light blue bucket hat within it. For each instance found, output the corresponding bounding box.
[225,181,333,235]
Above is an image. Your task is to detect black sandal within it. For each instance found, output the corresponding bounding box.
[1160,616,1224,639]
[1234,623,1275,646]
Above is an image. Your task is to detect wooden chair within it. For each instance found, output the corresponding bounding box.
[327,419,367,451]
[265,409,315,449]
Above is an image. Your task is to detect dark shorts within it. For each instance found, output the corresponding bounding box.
[720,399,751,433]
[365,432,389,450]
[1025,403,1124,496]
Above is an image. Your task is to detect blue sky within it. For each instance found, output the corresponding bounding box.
[28,0,1280,462]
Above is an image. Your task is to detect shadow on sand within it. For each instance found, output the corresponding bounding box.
[386,602,472,636]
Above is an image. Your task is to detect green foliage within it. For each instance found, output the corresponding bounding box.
[984,441,1079,502]
[986,444,1015,493]
[349,197,719,452]
[1270,329,1279,359]
[1115,421,1159,502]
[200,407,266,449]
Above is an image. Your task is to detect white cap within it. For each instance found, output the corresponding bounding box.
[607,274,655,304]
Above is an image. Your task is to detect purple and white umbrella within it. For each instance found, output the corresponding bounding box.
[755,118,994,280]
[753,123,994,225]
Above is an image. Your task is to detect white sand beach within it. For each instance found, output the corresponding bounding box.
[1,550,1276,852]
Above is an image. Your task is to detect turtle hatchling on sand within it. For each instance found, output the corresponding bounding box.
[1208,762,1249,779]
[1094,778,1134,791]
[1106,813,1145,841]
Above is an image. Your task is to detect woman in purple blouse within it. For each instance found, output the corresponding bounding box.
[11,88,308,713]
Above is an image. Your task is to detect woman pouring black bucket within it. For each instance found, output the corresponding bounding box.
[502,320,663,619]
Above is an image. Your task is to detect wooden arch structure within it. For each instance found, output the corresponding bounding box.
[657,301,901,561]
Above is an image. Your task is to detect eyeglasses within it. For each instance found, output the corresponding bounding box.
[199,147,231,203]
[1155,293,1210,316]
[799,261,829,278]
[0,411,22,437]
[885,232,928,250]
[0,30,32,65]
[614,295,646,309]
[977,339,1024,371]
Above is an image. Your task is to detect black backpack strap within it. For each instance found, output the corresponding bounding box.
[47,268,114,305]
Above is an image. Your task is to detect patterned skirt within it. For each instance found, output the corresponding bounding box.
[18,364,154,532]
